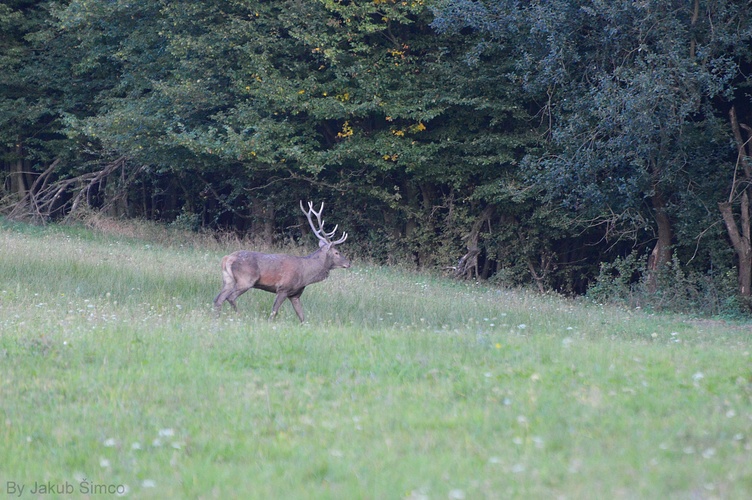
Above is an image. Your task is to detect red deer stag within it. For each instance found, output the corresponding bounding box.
[213,201,350,322]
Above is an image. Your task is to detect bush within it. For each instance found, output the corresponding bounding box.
[587,251,747,318]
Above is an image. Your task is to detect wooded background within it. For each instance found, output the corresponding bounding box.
[2,0,752,314]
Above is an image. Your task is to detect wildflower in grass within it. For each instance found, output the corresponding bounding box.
[131,442,142,450]
[99,458,111,468]
[103,438,117,447]
[568,459,582,473]
[158,428,175,437]
[448,489,466,499]
[142,480,156,488]
[517,324,526,329]
[406,489,429,500]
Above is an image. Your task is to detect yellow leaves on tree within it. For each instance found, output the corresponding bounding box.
[337,121,354,138]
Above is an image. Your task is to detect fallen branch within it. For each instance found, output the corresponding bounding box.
[3,156,133,223]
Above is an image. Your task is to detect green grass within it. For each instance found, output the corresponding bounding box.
[1,219,751,498]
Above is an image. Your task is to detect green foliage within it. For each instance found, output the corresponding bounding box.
[432,0,752,303]
[0,1,74,184]
[588,250,646,306]
[2,1,752,310]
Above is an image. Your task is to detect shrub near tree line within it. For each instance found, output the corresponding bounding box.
[2,0,752,315]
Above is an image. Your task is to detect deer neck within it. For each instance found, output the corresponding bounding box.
[302,249,332,284]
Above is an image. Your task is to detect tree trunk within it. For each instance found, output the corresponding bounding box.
[263,200,274,244]
[10,141,27,199]
[251,198,275,246]
[646,190,673,293]
[719,193,752,296]
[403,179,418,239]
[453,206,493,280]
[720,106,752,297]
[648,195,672,270]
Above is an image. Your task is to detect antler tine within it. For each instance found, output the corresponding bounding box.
[300,200,333,245]
[300,200,327,243]
[311,202,327,232]
[303,201,326,225]
[331,231,348,245]
[300,200,348,246]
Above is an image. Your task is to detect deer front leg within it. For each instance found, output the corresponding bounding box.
[269,292,288,320]
[289,296,305,323]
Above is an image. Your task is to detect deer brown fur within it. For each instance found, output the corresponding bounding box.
[213,201,350,322]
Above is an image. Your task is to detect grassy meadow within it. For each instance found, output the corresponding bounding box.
[1,218,751,499]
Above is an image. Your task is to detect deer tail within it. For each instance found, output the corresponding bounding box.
[220,254,236,286]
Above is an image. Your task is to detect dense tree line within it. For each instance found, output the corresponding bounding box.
[2,0,752,313]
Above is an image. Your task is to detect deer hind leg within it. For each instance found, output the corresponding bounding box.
[214,286,234,312]
[223,273,258,313]
[214,254,257,313]
[214,255,237,312]
[226,285,253,311]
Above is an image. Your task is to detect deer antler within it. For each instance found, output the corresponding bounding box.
[300,201,348,246]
